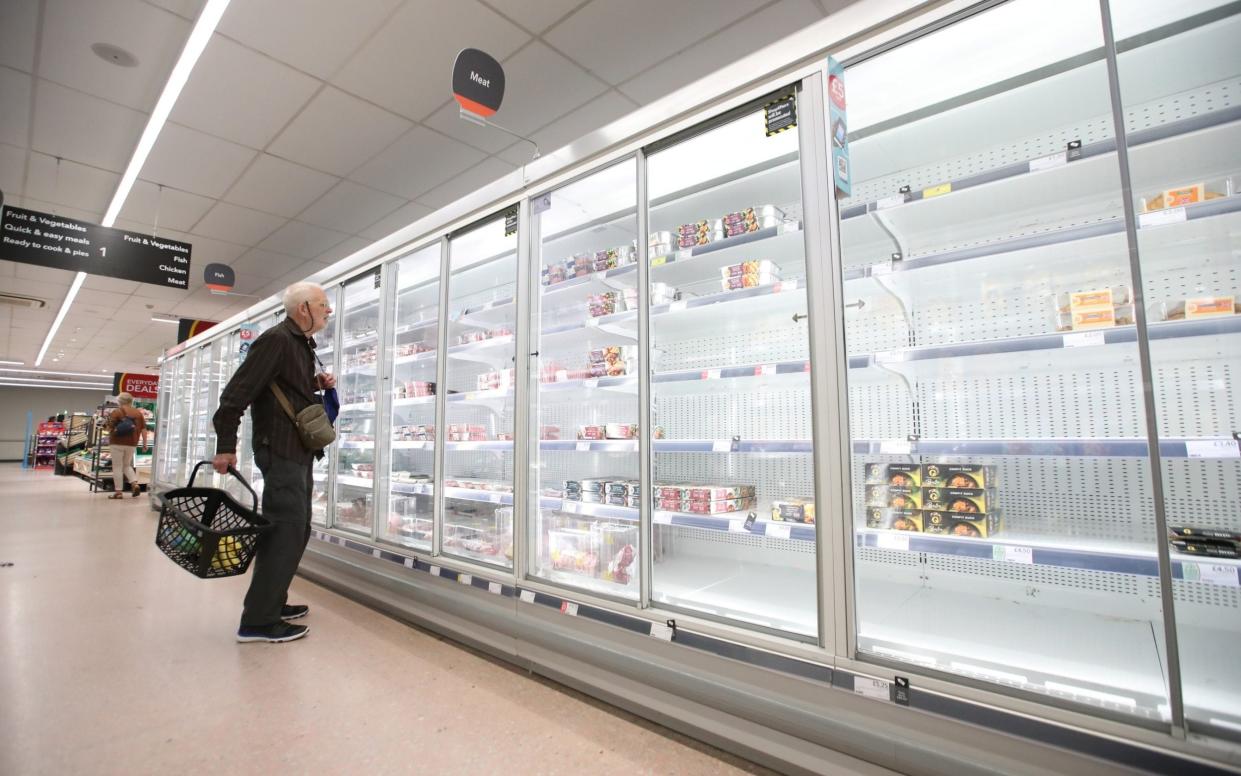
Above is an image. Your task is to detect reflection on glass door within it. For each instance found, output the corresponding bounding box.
[335,276,381,534]
[529,160,641,598]
[646,99,817,636]
[384,244,441,550]
[837,0,1168,721]
[443,214,517,568]
[311,288,338,526]
[1110,0,1241,738]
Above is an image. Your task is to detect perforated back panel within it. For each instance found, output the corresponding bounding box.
[655,320,809,371]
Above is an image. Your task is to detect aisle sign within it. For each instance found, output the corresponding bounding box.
[204,262,235,293]
[452,48,505,118]
[826,56,850,197]
[112,372,159,400]
[1,205,191,289]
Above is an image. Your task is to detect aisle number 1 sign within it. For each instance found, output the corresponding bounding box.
[827,56,850,198]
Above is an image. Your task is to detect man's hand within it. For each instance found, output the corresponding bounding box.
[317,372,336,390]
[212,453,237,474]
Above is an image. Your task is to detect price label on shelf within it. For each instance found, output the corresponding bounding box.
[459,574,473,586]
[372,548,382,559]
[519,590,536,604]
[404,558,415,569]
[1063,330,1105,348]
[766,523,792,540]
[876,194,906,211]
[879,440,912,455]
[561,500,579,514]
[560,601,579,616]
[654,512,673,525]
[649,622,675,641]
[586,318,599,328]
[430,565,441,577]
[555,369,568,382]
[670,300,688,312]
[705,369,721,380]
[876,533,910,552]
[729,518,747,533]
[583,378,598,389]
[854,677,891,701]
[488,493,502,503]
[712,439,734,453]
[869,261,893,277]
[922,183,952,198]
[488,581,503,595]
[1138,207,1187,228]
[575,441,591,452]
[1185,439,1240,459]
[1028,151,1067,172]
[1194,563,1239,588]
[676,250,691,262]
[873,351,901,364]
[999,545,1034,565]
[650,256,667,267]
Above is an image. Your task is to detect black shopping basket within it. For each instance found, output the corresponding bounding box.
[156,462,271,579]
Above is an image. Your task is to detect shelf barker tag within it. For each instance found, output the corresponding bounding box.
[1063,330,1105,348]
[404,558,415,569]
[459,574,473,586]
[854,677,890,701]
[649,621,675,641]
[519,589,536,604]
[1185,439,1240,458]
[560,601,579,616]
[1029,151,1067,172]
[488,581,502,595]
[1139,207,1187,229]
[430,565,441,577]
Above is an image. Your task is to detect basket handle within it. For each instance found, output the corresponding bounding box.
[188,461,259,513]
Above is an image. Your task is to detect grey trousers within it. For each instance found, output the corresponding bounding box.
[241,447,313,627]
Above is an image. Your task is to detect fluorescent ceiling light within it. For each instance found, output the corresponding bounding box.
[0,359,24,365]
[151,315,179,323]
[0,367,112,378]
[0,377,112,388]
[34,0,232,367]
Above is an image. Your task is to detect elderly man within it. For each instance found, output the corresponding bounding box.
[213,282,336,643]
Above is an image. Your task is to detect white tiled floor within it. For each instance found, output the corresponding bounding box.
[0,464,775,775]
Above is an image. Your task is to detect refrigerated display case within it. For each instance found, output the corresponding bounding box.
[153,1,1241,770]
[311,294,338,527]
[384,243,441,551]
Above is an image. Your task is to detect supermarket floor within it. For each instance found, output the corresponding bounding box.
[0,464,780,776]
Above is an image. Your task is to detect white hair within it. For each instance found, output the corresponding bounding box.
[117,392,134,405]
[282,282,324,315]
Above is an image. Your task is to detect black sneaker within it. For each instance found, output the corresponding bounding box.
[236,622,309,643]
[281,604,309,621]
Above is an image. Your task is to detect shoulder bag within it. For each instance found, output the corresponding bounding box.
[270,382,336,450]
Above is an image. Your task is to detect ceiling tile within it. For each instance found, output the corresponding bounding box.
[40,0,190,111]
[0,68,32,147]
[179,233,247,266]
[547,0,763,85]
[83,275,142,294]
[619,0,821,104]
[224,153,339,218]
[332,0,527,121]
[314,235,373,265]
[357,200,434,241]
[0,0,38,72]
[232,248,306,279]
[22,153,119,214]
[422,101,514,154]
[192,201,285,245]
[0,143,25,195]
[495,90,635,165]
[170,33,321,149]
[31,79,148,172]
[76,288,133,309]
[10,196,100,224]
[296,179,404,235]
[129,281,194,303]
[268,86,412,177]
[256,220,350,259]
[142,122,256,198]
[485,0,582,33]
[218,0,403,80]
[350,125,486,199]
[142,0,206,19]
[0,259,17,276]
[415,157,517,210]
[15,263,75,285]
[117,179,215,233]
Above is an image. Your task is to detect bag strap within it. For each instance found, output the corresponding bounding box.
[269,382,298,421]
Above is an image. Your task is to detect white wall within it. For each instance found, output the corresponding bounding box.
[0,387,107,461]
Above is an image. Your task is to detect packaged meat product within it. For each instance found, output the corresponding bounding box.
[771,499,815,524]
[924,510,1001,538]
[1070,307,1119,330]
[865,484,921,510]
[577,425,606,440]
[539,425,561,440]
[722,260,781,278]
[684,485,756,500]
[1167,296,1237,320]
[920,464,994,489]
[647,231,674,257]
[604,423,637,439]
[1054,286,1131,313]
[923,486,993,514]
[660,496,756,514]
[722,273,780,291]
[864,463,921,487]
[866,507,922,532]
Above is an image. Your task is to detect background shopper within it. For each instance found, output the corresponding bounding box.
[105,392,146,499]
[212,282,335,644]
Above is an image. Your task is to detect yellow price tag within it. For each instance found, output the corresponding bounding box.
[650,256,667,267]
[922,183,952,198]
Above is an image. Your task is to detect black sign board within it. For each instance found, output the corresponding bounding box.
[503,206,518,236]
[204,262,234,292]
[1,205,191,289]
[764,94,796,136]
[453,48,505,118]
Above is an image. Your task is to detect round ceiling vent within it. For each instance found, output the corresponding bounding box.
[91,43,139,67]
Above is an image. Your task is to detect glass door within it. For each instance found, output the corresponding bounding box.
[836,0,1168,722]
[528,159,641,598]
[1109,0,1241,738]
[155,355,181,487]
[312,287,339,526]
[384,243,442,551]
[335,275,382,535]
[442,213,518,568]
[645,97,818,636]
